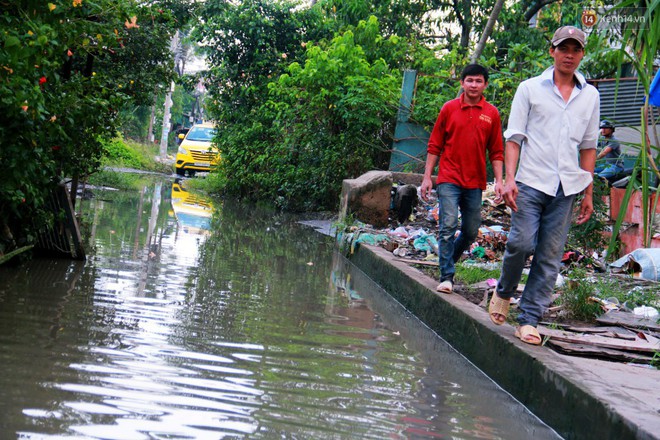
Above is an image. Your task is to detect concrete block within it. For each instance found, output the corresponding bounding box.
[339,171,393,228]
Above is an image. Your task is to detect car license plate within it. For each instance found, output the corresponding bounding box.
[194,162,209,167]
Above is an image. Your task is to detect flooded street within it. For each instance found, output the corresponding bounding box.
[0,176,560,439]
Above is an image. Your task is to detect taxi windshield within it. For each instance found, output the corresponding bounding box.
[186,127,215,142]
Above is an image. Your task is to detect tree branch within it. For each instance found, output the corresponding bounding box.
[523,0,558,23]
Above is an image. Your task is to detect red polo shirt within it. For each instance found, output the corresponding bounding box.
[427,94,504,190]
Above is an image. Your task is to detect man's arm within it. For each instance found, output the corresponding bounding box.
[576,148,596,225]
[491,160,504,202]
[596,146,612,160]
[502,141,521,211]
[421,107,447,200]
[420,153,439,201]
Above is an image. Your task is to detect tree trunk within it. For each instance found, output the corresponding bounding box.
[459,0,471,50]
[470,0,506,64]
[148,94,157,144]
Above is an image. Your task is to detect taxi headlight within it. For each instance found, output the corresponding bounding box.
[177,146,187,155]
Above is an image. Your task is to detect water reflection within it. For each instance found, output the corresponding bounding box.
[171,179,213,235]
[0,176,560,439]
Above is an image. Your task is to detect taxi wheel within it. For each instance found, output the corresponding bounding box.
[175,168,185,176]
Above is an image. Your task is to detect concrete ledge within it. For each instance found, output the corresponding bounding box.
[348,243,660,440]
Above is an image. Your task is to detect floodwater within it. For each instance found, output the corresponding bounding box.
[0,176,561,439]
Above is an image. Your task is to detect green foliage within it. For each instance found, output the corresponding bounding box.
[316,0,434,39]
[600,282,658,311]
[454,264,500,285]
[0,0,188,255]
[100,136,169,173]
[191,0,649,215]
[559,268,603,322]
[86,169,144,191]
[203,14,404,211]
[102,137,146,169]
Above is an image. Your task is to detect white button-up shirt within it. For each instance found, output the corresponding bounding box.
[504,66,600,196]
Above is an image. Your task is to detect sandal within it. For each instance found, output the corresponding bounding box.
[488,293,510,325]
[515,325,542,346]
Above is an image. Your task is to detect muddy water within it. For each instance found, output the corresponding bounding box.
[0,177,561,439]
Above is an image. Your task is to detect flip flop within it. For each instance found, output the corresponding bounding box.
[488,293,509,325]
[515,325,542,346]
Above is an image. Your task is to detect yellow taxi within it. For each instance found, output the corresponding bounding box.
[170,179,213,235]
[175,122,219,177]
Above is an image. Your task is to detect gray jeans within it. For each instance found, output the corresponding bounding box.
[497,183,576,326]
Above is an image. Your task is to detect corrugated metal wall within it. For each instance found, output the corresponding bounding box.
[593,78,657,126]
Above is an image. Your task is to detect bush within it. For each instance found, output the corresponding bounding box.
[211,17,400,211]
[100,136,170,173]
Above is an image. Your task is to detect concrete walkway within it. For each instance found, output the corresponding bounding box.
[347,243,660,440]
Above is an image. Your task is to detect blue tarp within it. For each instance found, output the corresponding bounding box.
[649,71,660,106]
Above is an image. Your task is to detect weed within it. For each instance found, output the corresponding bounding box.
[87,170,143,190]
[559,268,602,322]
[455,264,500,285]
[101,136,170,173]
[587,272,659,310]
[541,322,562,346]
[652,352,660,370]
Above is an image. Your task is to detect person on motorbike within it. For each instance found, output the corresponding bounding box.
[594,120,623,181]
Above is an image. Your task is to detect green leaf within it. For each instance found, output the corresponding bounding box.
[4,36,20,47]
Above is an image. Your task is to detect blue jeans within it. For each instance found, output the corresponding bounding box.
[595,163,623,180]
[496,183,576,326]
[436,183,482,282]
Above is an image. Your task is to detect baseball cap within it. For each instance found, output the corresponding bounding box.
[551,26,586,48]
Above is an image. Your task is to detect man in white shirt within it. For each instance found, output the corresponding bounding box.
[488,26,600,345]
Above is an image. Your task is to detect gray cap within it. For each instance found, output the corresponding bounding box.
[551,26,586,48]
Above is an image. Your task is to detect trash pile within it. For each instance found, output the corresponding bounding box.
[337,182,511,265]
[337,181,660,364]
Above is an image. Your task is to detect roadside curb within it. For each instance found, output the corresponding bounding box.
[347,243,660,440]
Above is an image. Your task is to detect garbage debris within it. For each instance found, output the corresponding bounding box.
[610,248,660,281]
[633,306,658,318]
[339,178,660,367]
[588,296,620,312]
[413,234,438,255]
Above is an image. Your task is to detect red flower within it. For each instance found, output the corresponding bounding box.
[52,145,61,151]
[39,76,47,85]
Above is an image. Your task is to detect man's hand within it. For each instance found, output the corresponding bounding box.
[493,181,504,204]
[575,194,593,225]
[420,176,434,201]
[502,180,519,212]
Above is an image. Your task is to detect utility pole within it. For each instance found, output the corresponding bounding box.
[159,30,181,159]
[159,80,175,159]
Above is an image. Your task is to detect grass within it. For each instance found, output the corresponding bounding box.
[86,169,148,191]
[555,267,660,323]
[101,136,172,174]
[594,276,659,310]
[455,264,500,285]
[86,136,172,190]
[558,271,603,322]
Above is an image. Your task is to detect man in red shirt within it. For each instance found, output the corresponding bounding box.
[420,64,504,293]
